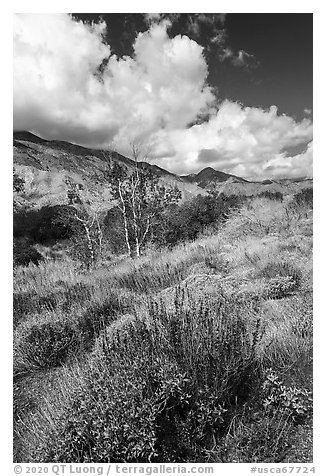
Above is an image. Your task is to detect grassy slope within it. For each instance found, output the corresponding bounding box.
[13,195,313,463]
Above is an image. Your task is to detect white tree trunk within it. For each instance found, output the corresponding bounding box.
[118,180,132,258]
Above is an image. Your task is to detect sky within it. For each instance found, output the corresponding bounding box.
[13,13,313,180]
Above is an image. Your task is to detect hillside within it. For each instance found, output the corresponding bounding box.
[182,166,312,196]
[182,166,249,187]
[13,194,313,463]
[13,134,313,465]
[13,131,206,209]
[13,131,312,210]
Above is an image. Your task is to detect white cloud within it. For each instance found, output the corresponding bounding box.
[144,13,161,23]
[219,47,258,69]
[262,141,313,179]
[149,101,313,179]
[14,14,313,180]
[218,46,233,60]
[14,14,214,150]
[231,50,258,68]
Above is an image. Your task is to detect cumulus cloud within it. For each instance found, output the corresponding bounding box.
[14,14,313,180]
[14,14,214,150]
[149,101,313,179]
[263,141,313,179]
[153,13,256,69]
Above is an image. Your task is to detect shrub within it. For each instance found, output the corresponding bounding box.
[14,238,44,267]
[261,369,312,424]
[14,320,81,373]
[102,193,243,254]
[292,188,313,208]
[13,170,25,193]
[257,261,302,292]
[263,276,298,300]
[13,283,133,371]
[211,368,312,463]
[222,199,290,238]
[13,290,57,327]
[151,193,243,248]
[104,206,130,255]
[13,283,94,325]
[258,191,283,201]
[13,205,77,244]
[82,289,135,337]
[33,290,264,462]
[202,247,229,275]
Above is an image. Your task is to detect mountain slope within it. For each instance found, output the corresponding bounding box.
[181,166,249,188]
[13,131,312,209]
[13,131,206,209]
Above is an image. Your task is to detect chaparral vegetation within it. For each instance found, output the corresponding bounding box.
[13,172,313,463]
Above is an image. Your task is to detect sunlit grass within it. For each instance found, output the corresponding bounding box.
[13,195,313,463]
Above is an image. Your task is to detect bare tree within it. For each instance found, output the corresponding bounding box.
[65,179,105,267]
[104,141,181,258]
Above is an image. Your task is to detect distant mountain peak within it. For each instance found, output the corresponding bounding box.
[13,130,208,206]
[181,166,249,188]
[14,132,250,186]
[13,130,313,209]
[201,166,215,172]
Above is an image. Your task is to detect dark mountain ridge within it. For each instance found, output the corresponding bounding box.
[181,166,249,187]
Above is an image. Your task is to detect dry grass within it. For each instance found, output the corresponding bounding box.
[13,194,313,463]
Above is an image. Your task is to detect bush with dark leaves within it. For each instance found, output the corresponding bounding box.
[14,238,44,267]
[33,290,264,463]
